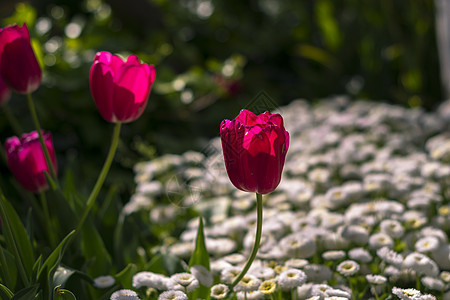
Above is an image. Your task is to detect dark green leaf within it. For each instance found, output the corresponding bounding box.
[81,220,112,277]
[11,284,39,300]
[53,265,93,288]
[115,264,137,290]
[0,190,34,284]
[188,217,211,300]
[37,230,75,298]
[0,283,14,299]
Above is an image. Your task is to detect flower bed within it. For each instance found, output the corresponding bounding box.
[126,97,450,299]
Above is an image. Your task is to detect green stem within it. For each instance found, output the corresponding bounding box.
[349,278,357,300]
[75,122,122,234]
[230,193,263,290]
[3,104,22,136]
[0,140,7,166]
[40,192,57,248]
[26,93,58,182]
[373,286,380,300]
[0,240,13,289]
[0,190,29,286]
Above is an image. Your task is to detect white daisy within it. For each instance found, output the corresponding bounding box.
[402,252,439,277]
[132,272,169,290]
[421,276,445,291]
[336,260,360,277]
[348,248,372,263]
[110,289,140,300]
[234,274,261,292]
[379,219,404,238]
[377,246,403,267]
[93,275,115,289]
[210,284,229,299]
[415,236,440,253]
[368,232,394,250]
[365,274,387,285]
[277,268,307,290]
[322,250,346,261]
[158,290,188,300]
[190,265,213,287]
[258,279,277,295]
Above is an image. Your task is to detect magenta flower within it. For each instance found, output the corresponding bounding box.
[5,131,57,193]
[90,51,156,123]
[220,109,289,194]
[0,24,42,94]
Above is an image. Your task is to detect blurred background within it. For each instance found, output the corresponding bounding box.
[0,0,444,198]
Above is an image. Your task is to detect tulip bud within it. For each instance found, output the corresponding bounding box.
[220,109,289,194]
[0,24,42,94]
[4,131,57,193]
[90,51,156,123]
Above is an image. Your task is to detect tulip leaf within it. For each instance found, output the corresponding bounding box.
[0,190,34,284]
[31,255,43,284]
[189,217,210,268]
[115,264,137,290]
[81,220,112,277]
[188,217,211,300]
[47,188,78,240]
[54,265,93,288]
[10,284,39,300]
[53,285,77,300]
[0,246,16,290]
[37,230,75,298]
[113,213,126,268]
[0,283,14,299]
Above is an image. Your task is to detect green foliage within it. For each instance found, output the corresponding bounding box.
[189,217,211,300]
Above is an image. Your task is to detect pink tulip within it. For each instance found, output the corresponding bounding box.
[0,24,42,94]
[5,131,57,193]
[220,109,289,194]
[90,51,156,123]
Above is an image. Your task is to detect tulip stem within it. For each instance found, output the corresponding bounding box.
[3,104,23,136]
[230,193,263,290]
[0,140,7,166]
[40,192,57,248]
[75,122,121,233]
[26,93,58,182]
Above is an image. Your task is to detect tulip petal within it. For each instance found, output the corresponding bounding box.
[236,109,258,126]
[90,62,115,122]
[0,24,41,93]
[112,64,152,122]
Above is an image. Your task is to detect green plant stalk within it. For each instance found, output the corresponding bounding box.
[0,141,7,166]
[230,193,263,290]
[349,278,357,300]
[3,104,23,136]
[26,93,57,181]
[0,242,13,290]
[75,122,122,234]
[372,285,380,300]
[40,192,57,248]
[0,193,29,286]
